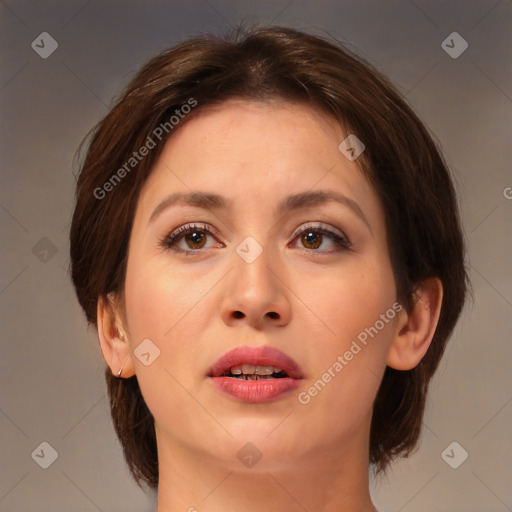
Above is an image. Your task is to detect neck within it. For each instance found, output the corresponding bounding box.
[155,423,376,512]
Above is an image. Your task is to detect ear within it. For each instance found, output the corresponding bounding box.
[387,277,443,370]
[97,293,135,378]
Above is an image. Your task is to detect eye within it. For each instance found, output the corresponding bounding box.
[290,223,352,253]
[160,223,223,254]
[160,222,352,256]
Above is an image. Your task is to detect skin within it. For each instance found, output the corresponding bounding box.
[98,99,443,512]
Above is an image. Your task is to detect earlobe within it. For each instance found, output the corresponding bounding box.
[97,294,135,378]
[387,277,443,371]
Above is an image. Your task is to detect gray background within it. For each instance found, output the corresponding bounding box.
[1,1,511,511]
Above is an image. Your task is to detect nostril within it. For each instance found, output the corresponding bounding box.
[233,311,244,319]
[267,312,279,319]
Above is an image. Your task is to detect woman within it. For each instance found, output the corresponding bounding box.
[70,25,468,512]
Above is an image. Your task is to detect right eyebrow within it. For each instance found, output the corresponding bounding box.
[148,189,372,235]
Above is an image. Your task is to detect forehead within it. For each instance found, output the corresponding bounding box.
[135,99,383,230]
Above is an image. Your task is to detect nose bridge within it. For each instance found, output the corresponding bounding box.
[234,233,278,301]
[220,232,291,327]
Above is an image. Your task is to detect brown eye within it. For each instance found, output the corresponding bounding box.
[301,230,323,250]
[291,224,352,253]
[162,224,223,254]
[184,230,207,249]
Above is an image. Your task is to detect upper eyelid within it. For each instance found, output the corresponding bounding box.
[165,223,217,241]
[166,221,349,245]
[290,221,347,240]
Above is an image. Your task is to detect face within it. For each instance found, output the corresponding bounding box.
[121,99,400,471]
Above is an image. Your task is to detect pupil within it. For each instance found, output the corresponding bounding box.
[187,231,205,248]
[303,231,322,249]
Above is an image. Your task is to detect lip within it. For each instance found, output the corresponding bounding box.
[208,345,304,404]
[208,345,304,379]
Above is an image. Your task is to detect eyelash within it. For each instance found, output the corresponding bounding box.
[159,223,352,255]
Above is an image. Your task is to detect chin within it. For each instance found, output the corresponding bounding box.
[209,437,307,473]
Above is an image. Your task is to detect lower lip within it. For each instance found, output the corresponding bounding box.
[209,376,300,403]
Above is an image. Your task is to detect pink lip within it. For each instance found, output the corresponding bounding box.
[208,345,304,379]
[208,345,304,404]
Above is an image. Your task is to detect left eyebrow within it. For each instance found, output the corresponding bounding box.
[148,189,372,234]
[149,192,233,224]
[275,190,372,234]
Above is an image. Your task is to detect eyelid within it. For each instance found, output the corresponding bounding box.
[290,221,346,241]
[171,222,218,239]
[290,222,352,252]
[161,221,352,253]
[160,223,220,250]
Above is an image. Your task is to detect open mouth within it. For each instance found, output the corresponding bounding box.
[208,345,304,380]
[221,365,290,380]
[208,346,303,403]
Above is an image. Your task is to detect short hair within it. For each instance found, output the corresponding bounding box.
[69,24,468,489]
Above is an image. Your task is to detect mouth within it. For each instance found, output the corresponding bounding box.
[208,345,304,380]
[207,345,304,404]
[218,365,291,380]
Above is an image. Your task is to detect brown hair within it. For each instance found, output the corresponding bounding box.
[70,24,468,489]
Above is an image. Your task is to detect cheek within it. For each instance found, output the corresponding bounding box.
[301,255,397,348]
[293,259,397,426]
[296,319,395,448]
[123,254,215,388]
[122,261,211,438]
[124,254,207,339]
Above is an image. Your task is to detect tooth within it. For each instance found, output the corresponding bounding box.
[255,365,274,375]
[232,365,280,376]
[241,364,256,374]
[273,367,282,374]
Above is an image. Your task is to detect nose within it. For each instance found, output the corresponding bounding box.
[220,241,292,330]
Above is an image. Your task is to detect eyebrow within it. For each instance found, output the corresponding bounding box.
[149,190,372,233]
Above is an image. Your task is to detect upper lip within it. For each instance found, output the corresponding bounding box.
[208,345,304,379]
